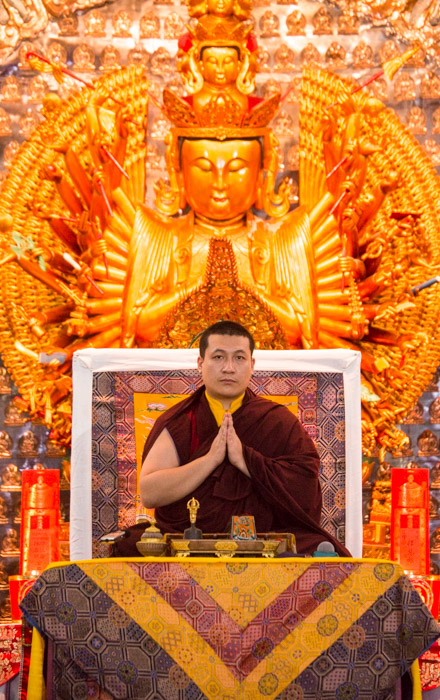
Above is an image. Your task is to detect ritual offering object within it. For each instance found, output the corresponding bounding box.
[391,467,430,574]
[136,517,167,557]
[183,497,202,540]
[20,469,60,576]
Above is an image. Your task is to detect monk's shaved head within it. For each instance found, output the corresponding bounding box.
[199,321,255,358]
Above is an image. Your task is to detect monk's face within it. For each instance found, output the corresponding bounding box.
[197,334,255,405]
[181,139,261,222]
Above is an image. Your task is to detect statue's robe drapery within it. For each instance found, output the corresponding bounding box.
[138,386,350,556]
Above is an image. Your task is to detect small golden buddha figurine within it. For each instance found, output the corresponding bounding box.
[0,495,8,524]
[0,76,21,103]
[263,78,281,98]
[286,10,306,36]
[325,42,346,70]
[259,10,279,37]
[426,369,439,391]
[430,493,440,519]
[407,105,427,133]
[46,42,67,67]
[60,459,70,490]
[408,45,426,68]
[0,107,12,136]
[352,41,374,69]
[379,40,399,65]
[0,368,11,394]
[0,598,11,620]
[430,397,440,423]
[148,80,162,102]
[273,110,294,139]
[284,77,301,103]
[432,107,440,134]
[112,10,133,37]
[0,561,9,588]
[431,463,440,489]
[301,43,321,66]
[72,44,96,72]
[424,139,440,166]
[140,12,161,39]
[394,73,416,102]
[402,401,425,424]
[431,526,440,553]
[1,527,19,555]
[338,9,359,34]
[420,71,440,100]
[369,77,387,101]
[418,429,439,457]
[164,12,186,39]
[151,47,173,76]
[312,6,332,34]
[85,9,106,37]
[286,143,299,170]
[19,109,38,137]
[17,430,39,458]
[146,143,163,171]
[273,44,295,72]
[128,47,150,67]
[99,46,121,72]
[57,15,79,36]
[45,437,66,457]
[18,42,37,70]
[4,400,26,426]
[28,75,48,103]
[0,431,12,458]
[151,116,172,140]
[256,46,270,71]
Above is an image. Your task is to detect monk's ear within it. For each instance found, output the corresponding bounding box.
[251,357,256,371]
[197,356,203,371]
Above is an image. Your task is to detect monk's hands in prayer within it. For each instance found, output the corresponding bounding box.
[207,416,227,467]
[224,413,250,477]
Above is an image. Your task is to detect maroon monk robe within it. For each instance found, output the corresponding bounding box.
[138,386,350,556]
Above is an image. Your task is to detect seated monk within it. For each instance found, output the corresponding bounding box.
[118,320,350,556]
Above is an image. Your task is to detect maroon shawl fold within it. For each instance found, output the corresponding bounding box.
[141,386,350,556]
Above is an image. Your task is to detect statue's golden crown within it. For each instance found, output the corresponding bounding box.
[162,89,281,134]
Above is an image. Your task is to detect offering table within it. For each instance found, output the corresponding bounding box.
[20,557,440,699]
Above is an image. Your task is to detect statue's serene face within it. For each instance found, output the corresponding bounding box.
[207,0,235,17]
[200,47,240,86]
[181,138,261,221]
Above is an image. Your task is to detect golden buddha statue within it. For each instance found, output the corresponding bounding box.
[0,495,8,523]
[1,526,19,556]
[1,0,440,459]
[0,464,21,492]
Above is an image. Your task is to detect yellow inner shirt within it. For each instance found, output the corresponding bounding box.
[205,391,245,427]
